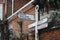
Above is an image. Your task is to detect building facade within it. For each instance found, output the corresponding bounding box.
[2,0,60,40]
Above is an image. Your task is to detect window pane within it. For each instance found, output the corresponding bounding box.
[0,4,2,20]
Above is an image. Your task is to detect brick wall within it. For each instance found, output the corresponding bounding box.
[14,0,30,12]
[39,28,60,40]
[8,0,33,39]
[6,0,12,17]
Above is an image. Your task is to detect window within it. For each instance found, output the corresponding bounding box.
[0,4,2,20]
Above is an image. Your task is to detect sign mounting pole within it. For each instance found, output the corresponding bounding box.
[35,5,39,40]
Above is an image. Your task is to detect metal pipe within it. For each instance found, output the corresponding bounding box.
[12,0,14,14]
[7,0,34,20]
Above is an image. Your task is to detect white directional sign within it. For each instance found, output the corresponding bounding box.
[31,23,48,30]
[18,12,35,20]
[28,18,48,28]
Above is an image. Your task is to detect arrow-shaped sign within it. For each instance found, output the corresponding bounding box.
[30,23,48,30]
[18,12,35,20]
[28,18,48,28]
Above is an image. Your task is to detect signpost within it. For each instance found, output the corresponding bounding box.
[35,5,39,40]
